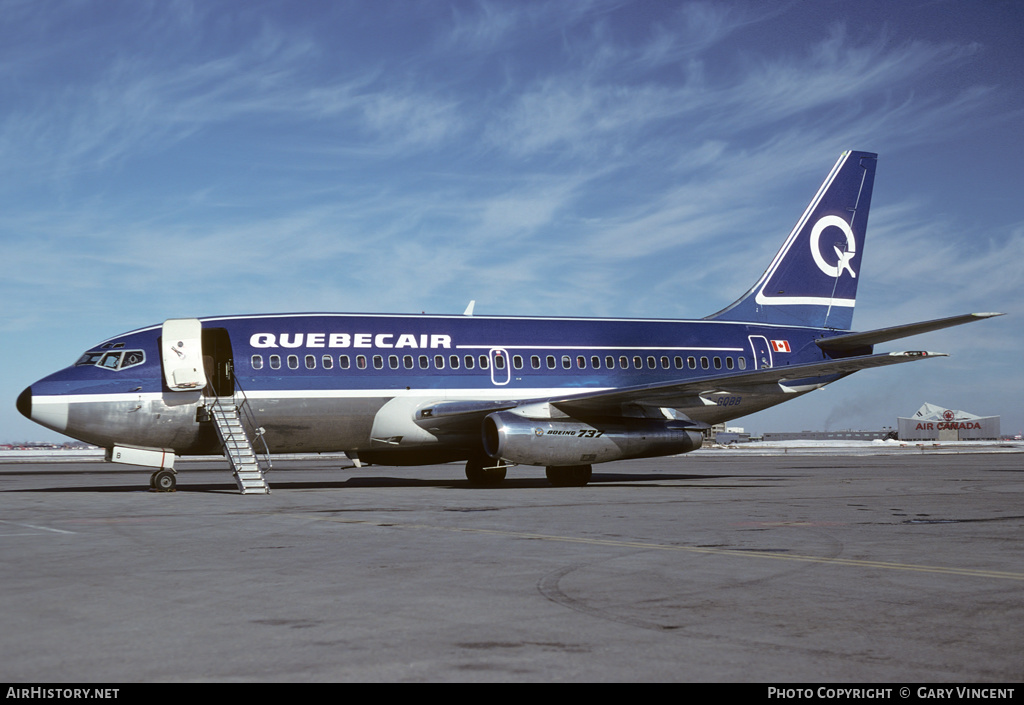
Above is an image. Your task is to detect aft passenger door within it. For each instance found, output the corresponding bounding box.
[748,335,773,370]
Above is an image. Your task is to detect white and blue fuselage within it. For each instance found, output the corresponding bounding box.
[21,313,837,458]
[17,151,999,491]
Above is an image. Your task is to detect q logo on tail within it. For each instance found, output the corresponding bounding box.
[810,215,857,279]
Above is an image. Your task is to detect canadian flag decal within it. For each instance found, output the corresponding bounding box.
[771,340,791,353]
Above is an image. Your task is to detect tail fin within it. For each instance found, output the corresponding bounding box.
[707,150,877,330]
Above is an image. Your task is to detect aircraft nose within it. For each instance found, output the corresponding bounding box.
[16,386,32,420]
[16,385,67,432]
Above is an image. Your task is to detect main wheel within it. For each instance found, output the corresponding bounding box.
[545,464,592,487]
[151,469,177,492]
[465,456,507,487]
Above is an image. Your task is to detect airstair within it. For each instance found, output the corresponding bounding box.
[208,394,271,494]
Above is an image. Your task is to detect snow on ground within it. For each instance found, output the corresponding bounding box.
[702,439,1024,455]
[1,439,1021,464]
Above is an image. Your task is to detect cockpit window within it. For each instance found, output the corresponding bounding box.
[76,352,106,367]
[99,352,121,369]
[75,349,146,371]
[121,351,144,367]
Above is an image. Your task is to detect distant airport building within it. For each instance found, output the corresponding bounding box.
[897,402,1000,441]
[761,429,892,442]
[711,425,751,444]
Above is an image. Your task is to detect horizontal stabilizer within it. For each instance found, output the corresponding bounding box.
[817,312,1004,354]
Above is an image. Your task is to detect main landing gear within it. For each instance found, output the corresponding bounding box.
[149,469,177,492]
[465,456,507,487]
[463,458,594,487]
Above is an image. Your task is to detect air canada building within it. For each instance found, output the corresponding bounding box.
[897,402,1000,441]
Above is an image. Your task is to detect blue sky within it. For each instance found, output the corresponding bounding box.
[3,0,1023,442]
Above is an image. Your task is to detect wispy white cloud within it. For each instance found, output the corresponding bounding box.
[861,205,1024,322]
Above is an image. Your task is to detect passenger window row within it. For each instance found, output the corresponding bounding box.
[249,352,747,372]
[251,353,494,371]
[537,354,744,371]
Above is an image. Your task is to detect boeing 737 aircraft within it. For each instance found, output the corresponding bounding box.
[17,151,1001,493]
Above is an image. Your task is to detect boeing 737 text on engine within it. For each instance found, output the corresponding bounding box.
[17,151,1002,493]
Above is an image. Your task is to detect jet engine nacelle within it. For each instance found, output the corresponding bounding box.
[482,411,703,467]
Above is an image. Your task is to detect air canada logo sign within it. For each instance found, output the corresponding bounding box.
[918,408,982,430]
[915,421,983,431]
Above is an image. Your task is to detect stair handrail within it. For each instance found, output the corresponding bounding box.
[203,369,273,473]
[230,373,273,472]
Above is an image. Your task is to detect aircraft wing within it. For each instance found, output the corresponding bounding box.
[544,350,945,417]
[414,349,947,431]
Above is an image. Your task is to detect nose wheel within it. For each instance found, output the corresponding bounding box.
[149,469,177,492]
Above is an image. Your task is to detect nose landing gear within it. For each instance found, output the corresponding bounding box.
[149,469,177,492]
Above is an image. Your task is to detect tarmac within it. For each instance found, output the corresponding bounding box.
[1,446,1021,683]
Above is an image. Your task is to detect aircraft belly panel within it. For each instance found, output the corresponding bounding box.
[250,396,387,453]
